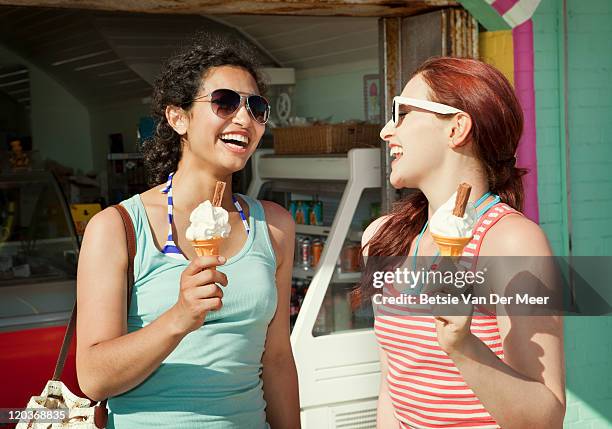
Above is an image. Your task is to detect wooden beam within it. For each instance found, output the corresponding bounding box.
[0,0,456,17]
[379,16,402,213]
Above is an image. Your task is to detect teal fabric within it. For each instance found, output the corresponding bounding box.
[107,194,277,429]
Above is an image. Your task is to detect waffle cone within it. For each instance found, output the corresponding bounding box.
[431,233,472,257]
[191,238,223,269]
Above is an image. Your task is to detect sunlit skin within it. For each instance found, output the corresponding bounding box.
[177,66,265,178]
[366,74,565,429]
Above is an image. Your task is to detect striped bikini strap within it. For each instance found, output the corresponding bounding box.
[232,195,250,236]
[160,172,183,258]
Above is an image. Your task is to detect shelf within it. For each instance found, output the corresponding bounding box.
[295,225,363,243]
[334,272,362,283]
[293,266,315,279]
[107,152,143,160]
[259,154,350,181]
[292,266,361,283]
[295,224,331,236]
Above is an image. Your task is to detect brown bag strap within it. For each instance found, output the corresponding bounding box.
[51,204,136,423]
[52,302,77,381]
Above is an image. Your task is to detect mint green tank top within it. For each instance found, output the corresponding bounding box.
[108,194,277,429]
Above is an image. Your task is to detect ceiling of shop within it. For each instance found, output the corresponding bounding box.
[0,6,276,106]
[212,15,378,70]
[0,5,381,107]
[0,64,29,109]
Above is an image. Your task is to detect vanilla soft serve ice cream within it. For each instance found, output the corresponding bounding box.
[186,200,231,241]
[430,192,477,238]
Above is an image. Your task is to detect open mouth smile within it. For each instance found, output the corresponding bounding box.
[219,132,249,153]
[390,145,404,163]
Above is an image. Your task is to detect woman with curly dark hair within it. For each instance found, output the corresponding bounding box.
[75,32,300,428]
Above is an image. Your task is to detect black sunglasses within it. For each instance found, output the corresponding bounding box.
[190,88,270,125]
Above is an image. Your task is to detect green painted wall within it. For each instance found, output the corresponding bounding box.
[0,44,93,173]
[565,0,612,257]
[533,0,566,256]
[533,0,612,427]
[294,59,378,123]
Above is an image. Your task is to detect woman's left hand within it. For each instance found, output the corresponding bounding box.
[421,258,475,355]
[432,312,474,355]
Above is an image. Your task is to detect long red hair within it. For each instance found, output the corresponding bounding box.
[357,57,526,304]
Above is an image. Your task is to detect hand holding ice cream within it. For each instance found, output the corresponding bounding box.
[172,181,229,332]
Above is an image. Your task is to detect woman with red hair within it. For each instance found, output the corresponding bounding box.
[362,57,565,428]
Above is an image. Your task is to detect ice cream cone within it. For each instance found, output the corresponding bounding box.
[431,233,472,257]
[192,238,223,269]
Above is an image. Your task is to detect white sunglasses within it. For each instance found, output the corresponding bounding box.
[392,96,464,125]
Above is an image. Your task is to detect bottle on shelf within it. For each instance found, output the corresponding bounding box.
[339,243,361,273]
[295,201,307,224]
[300,237,312,271]
[311,238,323,267]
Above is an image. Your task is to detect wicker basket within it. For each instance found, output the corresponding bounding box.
[272,123,380,155]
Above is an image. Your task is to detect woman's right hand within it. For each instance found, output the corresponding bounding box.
[170,255,228,334]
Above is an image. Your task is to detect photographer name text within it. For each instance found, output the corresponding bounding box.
[373,293,550,306]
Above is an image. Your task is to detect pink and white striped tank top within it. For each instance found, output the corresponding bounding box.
[374,203,520,429]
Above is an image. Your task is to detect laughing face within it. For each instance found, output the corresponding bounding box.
[180,65,265,175]
[380,74,451,189]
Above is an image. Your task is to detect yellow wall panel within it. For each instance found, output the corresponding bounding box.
[479,30,514,87]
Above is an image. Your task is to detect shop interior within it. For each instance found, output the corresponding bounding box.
[2,4,480,420]
[0,6,383,336]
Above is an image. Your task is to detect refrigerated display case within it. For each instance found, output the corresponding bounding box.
[248,148,381,428]
[0,170,82,409]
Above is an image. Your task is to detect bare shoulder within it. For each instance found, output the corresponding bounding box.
[362,215,392,255]
[261,200,295,237]
[82,206,126,246]
[78,207,128,290]
[260,200,295,271]
[485,213,552,256]
[140,184,166,205]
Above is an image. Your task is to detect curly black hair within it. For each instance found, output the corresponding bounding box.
[143,31,267,185]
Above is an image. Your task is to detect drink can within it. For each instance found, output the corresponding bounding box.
[341,244,361,272]
[349,244,361,271]
[295,236,302,264]
[312,239,323,267]
[300,237,311,268]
